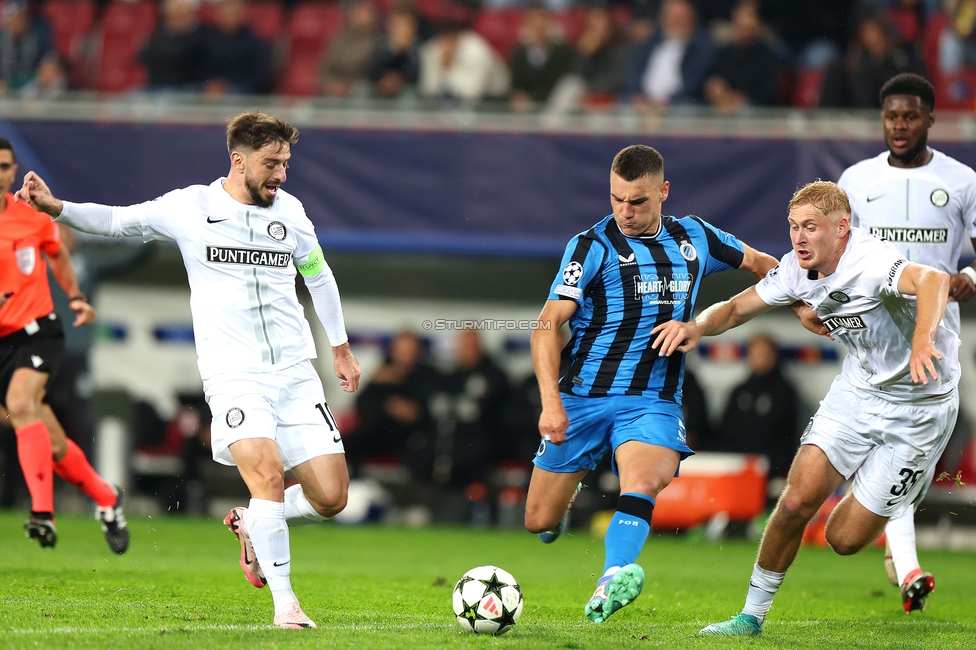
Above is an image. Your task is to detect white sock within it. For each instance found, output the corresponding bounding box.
[244,498,298,614]
[885,507,920,585]
[283,484,327,523]
[741,563,785,623]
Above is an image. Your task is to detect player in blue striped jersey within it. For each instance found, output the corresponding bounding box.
[524,145,820,624]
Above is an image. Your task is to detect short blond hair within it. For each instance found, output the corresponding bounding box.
[788,180,851,220]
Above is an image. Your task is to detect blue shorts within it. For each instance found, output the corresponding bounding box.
[533,393,694,475]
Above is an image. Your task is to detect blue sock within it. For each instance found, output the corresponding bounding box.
[603,493,654,574]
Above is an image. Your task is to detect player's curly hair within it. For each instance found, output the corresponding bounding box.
[612,145,664,181]
[788,180,851,220]
[880,73,935,111]
[226,111,299,155]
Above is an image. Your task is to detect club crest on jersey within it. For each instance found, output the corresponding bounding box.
[634,272,693,305]
[268,221,287,241]
[15,247,35,275]
[679,241,697,261]
[931,189,949,207]
[822,314,867,334]
[827,291,850,303]
[536,438,547,457]
[562,261,583,286]
[226,407,245,428]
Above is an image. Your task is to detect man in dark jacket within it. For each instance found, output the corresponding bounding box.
[627,0,713,107]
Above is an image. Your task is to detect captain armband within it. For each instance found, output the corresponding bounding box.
[297,244,326,277]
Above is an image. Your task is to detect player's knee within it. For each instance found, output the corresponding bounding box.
[252,466,285,495]
[777,488,820,523]
[308,489,347,518]
[825,533,863,556]
[524,507,559,534]
[4,391,41,425]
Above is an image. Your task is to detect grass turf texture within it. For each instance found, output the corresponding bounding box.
[1,512,974,649]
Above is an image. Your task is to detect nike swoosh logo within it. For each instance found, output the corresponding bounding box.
[887,498,900,506]
[333,434,341,443]
[866,195,885,202]
[206,216,229,223]
[273,560,290,567]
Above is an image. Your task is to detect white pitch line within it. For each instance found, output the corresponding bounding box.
[4,619,966,636]
[5,622,458,635]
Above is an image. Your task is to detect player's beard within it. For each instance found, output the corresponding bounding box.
[888,133,928,166]
[244,174,275,208]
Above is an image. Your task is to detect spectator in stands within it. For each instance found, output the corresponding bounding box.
[140,0,209,91]
[716,334,800,480]
[435,329,509,487]
[0,0,53,95]
[418,14,510,102]
[202,0,271,96]
[546,5,631,113]
[628,0,713,108]
[819,13,927,108]
[369,1,422,99]
[20,54,66,100]
[758,0,846,69]
[348,331,441,479]
[320,0,381,98]
[508,1,574,112]
[940,0,976,74]
[703,2,781,111]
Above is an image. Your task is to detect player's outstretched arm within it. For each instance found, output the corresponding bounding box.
[15,171,63,217]
[46,246,96,327]
[651,285,775,357]
[897,263,951,385]
[739,244,779,280]
[531,299,576,445]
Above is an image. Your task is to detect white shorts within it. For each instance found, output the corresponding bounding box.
[801,375,957,518]
[205,359,344,471]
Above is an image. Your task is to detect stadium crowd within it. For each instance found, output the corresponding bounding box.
[4,0,976,110]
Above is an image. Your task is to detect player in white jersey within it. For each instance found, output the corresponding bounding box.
[838,73,976,612]
[651,181,958,637]
[14,112,361,630]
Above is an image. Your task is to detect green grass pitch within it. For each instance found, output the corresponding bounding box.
[1,511,973,649]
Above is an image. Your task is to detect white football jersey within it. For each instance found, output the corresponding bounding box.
[838,148,976,333]
[756,228,960,402]
[106,179,320,380]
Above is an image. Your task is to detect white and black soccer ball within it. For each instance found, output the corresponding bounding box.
[452,565,523,635]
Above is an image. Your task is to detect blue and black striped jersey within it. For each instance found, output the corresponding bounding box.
[548,214,745,401]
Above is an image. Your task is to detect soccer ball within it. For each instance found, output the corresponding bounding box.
[452,565,523,635]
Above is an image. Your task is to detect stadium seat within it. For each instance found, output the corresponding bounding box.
[92,0,158,92]
[793,68,825,108]
[554,6,586,45]
[245,1,286,43]
[473,8,524,60]
[42,0,96,61]
[279,1,344,96]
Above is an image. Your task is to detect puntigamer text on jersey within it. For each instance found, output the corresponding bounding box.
[206,246,292,268]
[868,226,949,244]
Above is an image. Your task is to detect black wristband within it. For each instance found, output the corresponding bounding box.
[69,294,88,304]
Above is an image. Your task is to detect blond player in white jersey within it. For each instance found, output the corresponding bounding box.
[838,73,976,612]
[651,181,958,637]
[14,112,361,630]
